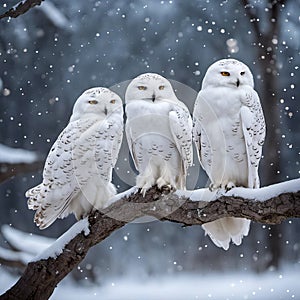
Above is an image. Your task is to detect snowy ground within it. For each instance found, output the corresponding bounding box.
[1,266,299,300]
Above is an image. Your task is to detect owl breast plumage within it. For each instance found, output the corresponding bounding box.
[26,87,123,229]
[125,73,193,194]
[193,59,266,250]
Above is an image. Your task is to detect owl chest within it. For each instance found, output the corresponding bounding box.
[210,90,242,118]
[199,88,242,131]
[126,101,179,162]
[126,100,171,117]
[126,101,174,140]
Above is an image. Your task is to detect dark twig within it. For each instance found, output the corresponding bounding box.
[0,0,44,20]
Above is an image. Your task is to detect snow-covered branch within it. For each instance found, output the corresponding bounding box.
[0,0,44,20]
[0,144,43,183]
[2,178,300,299]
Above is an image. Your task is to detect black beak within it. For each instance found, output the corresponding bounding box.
[236,79,240,87]
[152,93,155,102]
[104,107,108,115]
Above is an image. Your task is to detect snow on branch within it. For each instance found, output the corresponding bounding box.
[37,1,71,30]
[0,0,44,20]
[0,144,38,164]
[1,225,54,256]
[2,178,300,299]
[0,225,54,271]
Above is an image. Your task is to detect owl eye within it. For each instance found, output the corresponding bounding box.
[159,85,165,90]
[138,86,147,90]
[110,99,116,104]
[221,71,230,76]
[88,100,98,104]
[240,71,245,75]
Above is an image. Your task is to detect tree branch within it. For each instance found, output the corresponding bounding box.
[1,179,300,299]
[0,161,43,184]
[241,0,262,42]
[0,0,44,20]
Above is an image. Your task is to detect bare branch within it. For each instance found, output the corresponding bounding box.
[1,179,300,299]
[0,247,28,270]
[0,0,44,20]
[0,161,43,184]
[241,0,261,41]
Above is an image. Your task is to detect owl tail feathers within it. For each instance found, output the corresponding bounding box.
[202,217,250,250]
[94,182,117,210]
[26,185,77,229]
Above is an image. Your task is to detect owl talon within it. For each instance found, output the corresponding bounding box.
[225,182,236,191]
[157,177,170,189]
[209,183,220,191]
[140,184,152,197]
[159,184,173,193]
[141,188,147,197]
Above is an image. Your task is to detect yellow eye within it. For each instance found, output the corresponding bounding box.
[110,99,116,104]
[138,86,147,90]
[159,85,165,90]
[240,71,245,75]
[88,100,98,104]
[221,71,230,76]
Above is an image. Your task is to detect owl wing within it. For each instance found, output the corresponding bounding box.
[94,111,124,182]
[192,95,202,164]
[26,119,95,229]
[192,91,211,171]
[240,89,266,188]
[169,103,193,173]
[125,121,139,171]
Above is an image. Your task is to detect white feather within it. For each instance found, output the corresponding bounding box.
[193,59,265,250]
[125,73,193,194]
[26,87,123,229]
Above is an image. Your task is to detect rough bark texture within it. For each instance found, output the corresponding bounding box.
[1,183,300,300]
[0,0,44,19]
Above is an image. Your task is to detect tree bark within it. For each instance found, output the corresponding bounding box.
[1,180,300,299]
[0,0,44,20]
[242,0,287,270]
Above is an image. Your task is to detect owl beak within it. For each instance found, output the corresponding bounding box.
[104,107,108,115]
[236,79,240,87]
[152,93,156,102]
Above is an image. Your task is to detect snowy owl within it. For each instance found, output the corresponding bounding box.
[125,73,193,195]
[193,59,266,250]
[26,87,123,229]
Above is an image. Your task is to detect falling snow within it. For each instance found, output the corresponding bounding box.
[0,0,299,297]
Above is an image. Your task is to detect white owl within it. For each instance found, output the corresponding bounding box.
[26,87,123,229]
[193,59,266,250]
[125,73,193,195]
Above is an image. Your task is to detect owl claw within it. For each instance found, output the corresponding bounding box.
[156,177,175,191]
[225,182,236,191]
[209,183,220,191]
[209,182,236,192]
[159,184,173,193]
[140,184,152,197]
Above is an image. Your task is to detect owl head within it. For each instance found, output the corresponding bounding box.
[201,59,254,90]
[125,73,177,103]
[70,87,123,122]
